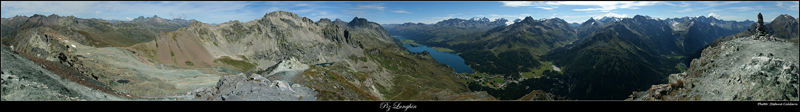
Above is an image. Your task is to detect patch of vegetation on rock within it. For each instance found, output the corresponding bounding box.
[214,56,256,73]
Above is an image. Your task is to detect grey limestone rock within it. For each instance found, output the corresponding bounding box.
[186,73,316,101]
[627,35,798,101]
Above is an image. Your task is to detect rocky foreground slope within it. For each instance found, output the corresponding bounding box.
[1,11,494,101]
[178,73,318,101]
[627,30,798,101]
[2,45,135,101]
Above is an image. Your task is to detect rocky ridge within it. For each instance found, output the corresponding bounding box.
[709,14,799,48]
[383,17,509,44]
[126,11,411,100]
[2,11,491,101]
[1,45,156,101]
[178,73,317,101]
[627,15,799,100]
[664,15,754,32]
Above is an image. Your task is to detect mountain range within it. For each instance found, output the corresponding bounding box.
[2,10,796,101]
[383,13,797,100]
[1,11,496,101]
[628,14,798,101]
[1,14,196,48]
[545,15,682,99]
[546,14,794,99]
[448,16,577,76]
[382,17,508,43]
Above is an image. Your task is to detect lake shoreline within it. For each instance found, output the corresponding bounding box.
[394,36,474,74]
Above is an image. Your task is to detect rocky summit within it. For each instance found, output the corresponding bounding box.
[178,73,317,101]
[626,15,799,100]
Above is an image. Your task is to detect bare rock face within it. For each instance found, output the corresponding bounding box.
[627,34,798,101]
[184,73,316,101]
[347,17,371,28]
[316,18,333,26]
[1,45,131,101]
[171,10,394,71]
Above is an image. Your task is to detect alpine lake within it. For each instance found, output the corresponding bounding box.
[394,36,474,74]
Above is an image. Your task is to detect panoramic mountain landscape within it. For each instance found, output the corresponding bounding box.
[1,1,797,102]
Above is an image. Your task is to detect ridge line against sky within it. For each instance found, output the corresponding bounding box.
[2,1,798,24]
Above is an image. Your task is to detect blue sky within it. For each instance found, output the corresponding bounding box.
[2,1,798,25]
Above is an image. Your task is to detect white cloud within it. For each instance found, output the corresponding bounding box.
[707,13,720,18]
[679,2,691,7]
[777,1,799,11]
[501,1,661,12]
[265,7,280,12]
[431,16,455,20]
[499,1,536,7]
[126,17,132,20]
[573,8,603,12]
[291,8,315,13]
[727,6,757,11]
[500,1,562,10]
[295,3,309,7]
[594,12,628,19]
[355,4,385,11]
[341,3,388,18]
[720,16,744,21]
[487,14,530,18]
[391,10,411,14]
[535,6,557,10]
[662,1,691,7]
[341,9,367,15]
[557,15,593,19]
[668,1,743,14]
[792,1,800,10]
[676,8,693,13]
[704,9,724,14]
[570,1,660,12]
[698,1,742,9]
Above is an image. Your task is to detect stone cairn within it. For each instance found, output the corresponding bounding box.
[757,13,767,36]
[752,13,782,42]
